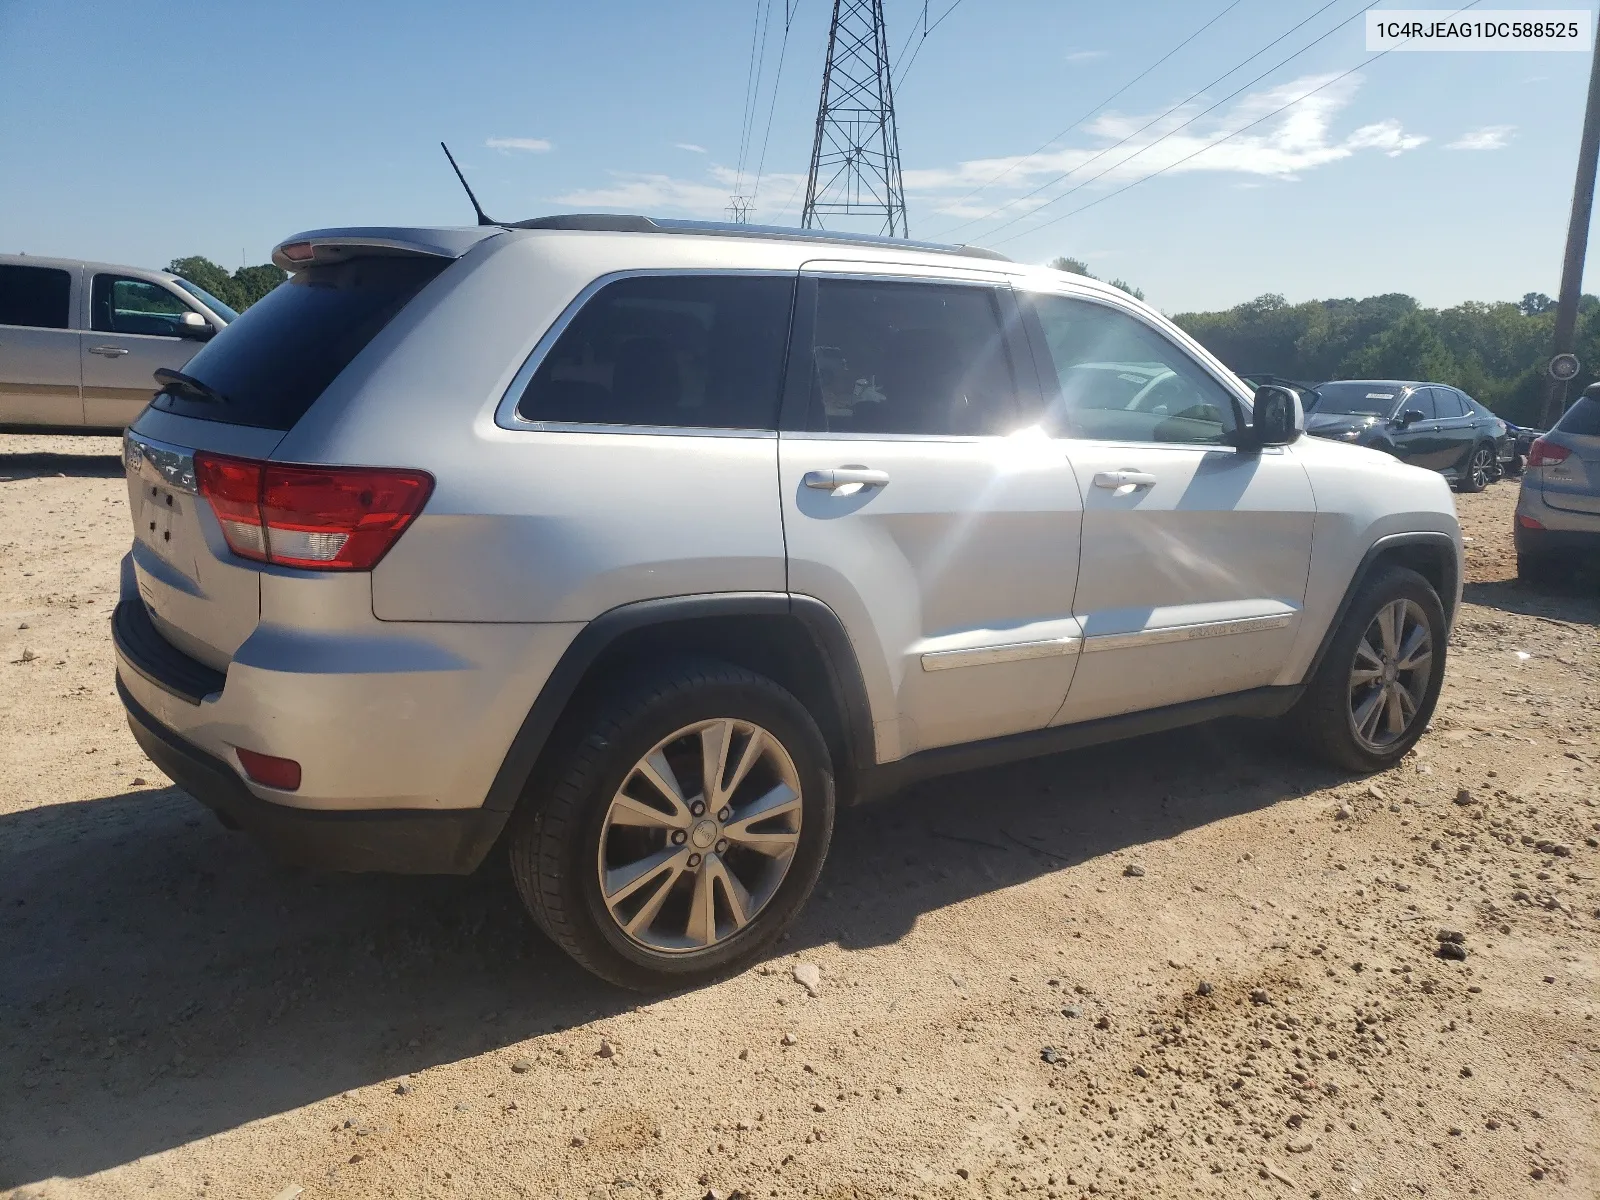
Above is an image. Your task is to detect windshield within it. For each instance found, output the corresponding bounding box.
[1311,382,1403,417]
[171,277,240,322]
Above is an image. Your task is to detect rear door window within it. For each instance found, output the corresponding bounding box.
[1432,387,1466,418]
[802,278,1019,435]
[0,264,72,329]
[151,256,447,430]
[516,273,795,429]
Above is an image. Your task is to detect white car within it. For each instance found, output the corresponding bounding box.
[0,254,235,432]
[111,216,1463,989]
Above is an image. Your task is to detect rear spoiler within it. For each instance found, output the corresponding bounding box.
[271,226,502,273]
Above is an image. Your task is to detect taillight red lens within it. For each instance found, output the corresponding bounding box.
[235,747,302,791]
[194,453,268,561]
[1527,437,1569,468]
[195,452,432,571]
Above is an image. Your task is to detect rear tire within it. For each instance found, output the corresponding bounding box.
[508,659,835,991]
[1286,566,1447,773]
[1456,444,1495,493]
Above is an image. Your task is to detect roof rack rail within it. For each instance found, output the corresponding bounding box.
[508,214,1010,262]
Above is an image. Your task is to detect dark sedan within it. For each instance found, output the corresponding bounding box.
[1304,379,1512,492]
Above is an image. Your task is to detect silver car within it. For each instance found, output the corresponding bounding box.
[0,254,235,432]
[1515,384,1600,582]
[113,217,1463,989]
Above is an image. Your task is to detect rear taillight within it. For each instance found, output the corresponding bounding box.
[194,453,432,571]
[1526,437,1570,468]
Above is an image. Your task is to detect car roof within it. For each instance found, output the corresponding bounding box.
[1316,379,1425,390]
[0,252,179,280]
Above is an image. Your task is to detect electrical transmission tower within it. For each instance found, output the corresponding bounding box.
[801,0,909,237]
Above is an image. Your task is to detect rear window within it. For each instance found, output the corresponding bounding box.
[516,274,795,429]
[1557,396,1600,436]
[150,256,447,430]
[0,264,71,329]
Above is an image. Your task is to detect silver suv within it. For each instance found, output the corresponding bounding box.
[113,217,1463,989]
[1515,384,1600,582]
[0,254,235,431]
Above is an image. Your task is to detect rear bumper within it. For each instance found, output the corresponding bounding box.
[118,675,507,874]
[1514,523,1600,556]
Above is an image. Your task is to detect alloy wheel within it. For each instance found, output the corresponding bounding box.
[1347,598,1433,752]
[596,718,802,953]
[1469,446,1493,490]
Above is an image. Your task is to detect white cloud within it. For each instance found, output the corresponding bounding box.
[486,137,552,154]
[675,142,708,154]
[907,74,1426,223]
[555,164,810,221]
[1065,49,1107,62]
[1447,124,1514,151]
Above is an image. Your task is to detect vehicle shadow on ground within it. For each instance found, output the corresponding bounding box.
[0,720,1340,1186]
[0,451,124,482]
[1463,578,1600,626]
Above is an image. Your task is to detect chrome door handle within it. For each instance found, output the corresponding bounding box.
[88,345,130,357]
[803,468,890,492]
[1092,470,1157,489]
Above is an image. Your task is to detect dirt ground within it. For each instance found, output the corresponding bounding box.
[1,433,1596,1200]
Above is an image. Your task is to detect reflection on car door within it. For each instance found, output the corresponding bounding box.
[80,274,207,428]
[1019,289,1315,725]
[778,270,1085,760]
[0,263,83,427]
[1430,386,1478,477]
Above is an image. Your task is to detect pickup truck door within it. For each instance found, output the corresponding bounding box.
[1017,287,1316,726]
[0,262,83,427]
[81,273,210,428]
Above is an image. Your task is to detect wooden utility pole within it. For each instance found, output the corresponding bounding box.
[1544,28,1600,428]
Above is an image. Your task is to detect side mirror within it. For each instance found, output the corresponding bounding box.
[1242,384,1302,448]
[177,311,215,341]
[1396,408,1426,428]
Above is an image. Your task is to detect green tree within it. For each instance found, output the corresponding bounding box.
[166,256,287,312]
[1047,255,1144,302]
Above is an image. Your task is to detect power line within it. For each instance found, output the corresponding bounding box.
[751,0,799,204]
[735,0,778,196]
[925,0,1245,233]
[993,0,1488,245]
[893,0,967,86]
[965,0,1366,242]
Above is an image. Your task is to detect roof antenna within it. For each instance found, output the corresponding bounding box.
[440,142,498,226]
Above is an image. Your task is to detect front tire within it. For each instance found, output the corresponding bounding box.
[508,660,835,991]
[1286,566,1447,773]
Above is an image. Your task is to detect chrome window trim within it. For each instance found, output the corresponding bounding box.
[1079,613,1291,654]
[493,268,798,436]
[801,267,1015,288]
[921,636,1081,672]
[124,430,196,494]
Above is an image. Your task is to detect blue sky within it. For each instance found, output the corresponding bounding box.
[0,0,1592,312]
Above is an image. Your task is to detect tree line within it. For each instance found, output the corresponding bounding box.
[167,256,285,314]
[1172,290,1598,427]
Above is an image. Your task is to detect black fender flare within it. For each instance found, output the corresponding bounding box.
[479,592,876,815]
[1301,531,1460,685]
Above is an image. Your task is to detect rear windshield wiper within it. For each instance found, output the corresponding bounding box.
[154,368,229,406]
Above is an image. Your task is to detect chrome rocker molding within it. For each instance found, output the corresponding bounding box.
[1080,613,1291,653]
[921,636,1081,671]
[919,613,1291,672]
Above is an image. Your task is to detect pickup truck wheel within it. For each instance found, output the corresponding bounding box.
[1288,566,1446,773]
[508,660,834,991]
